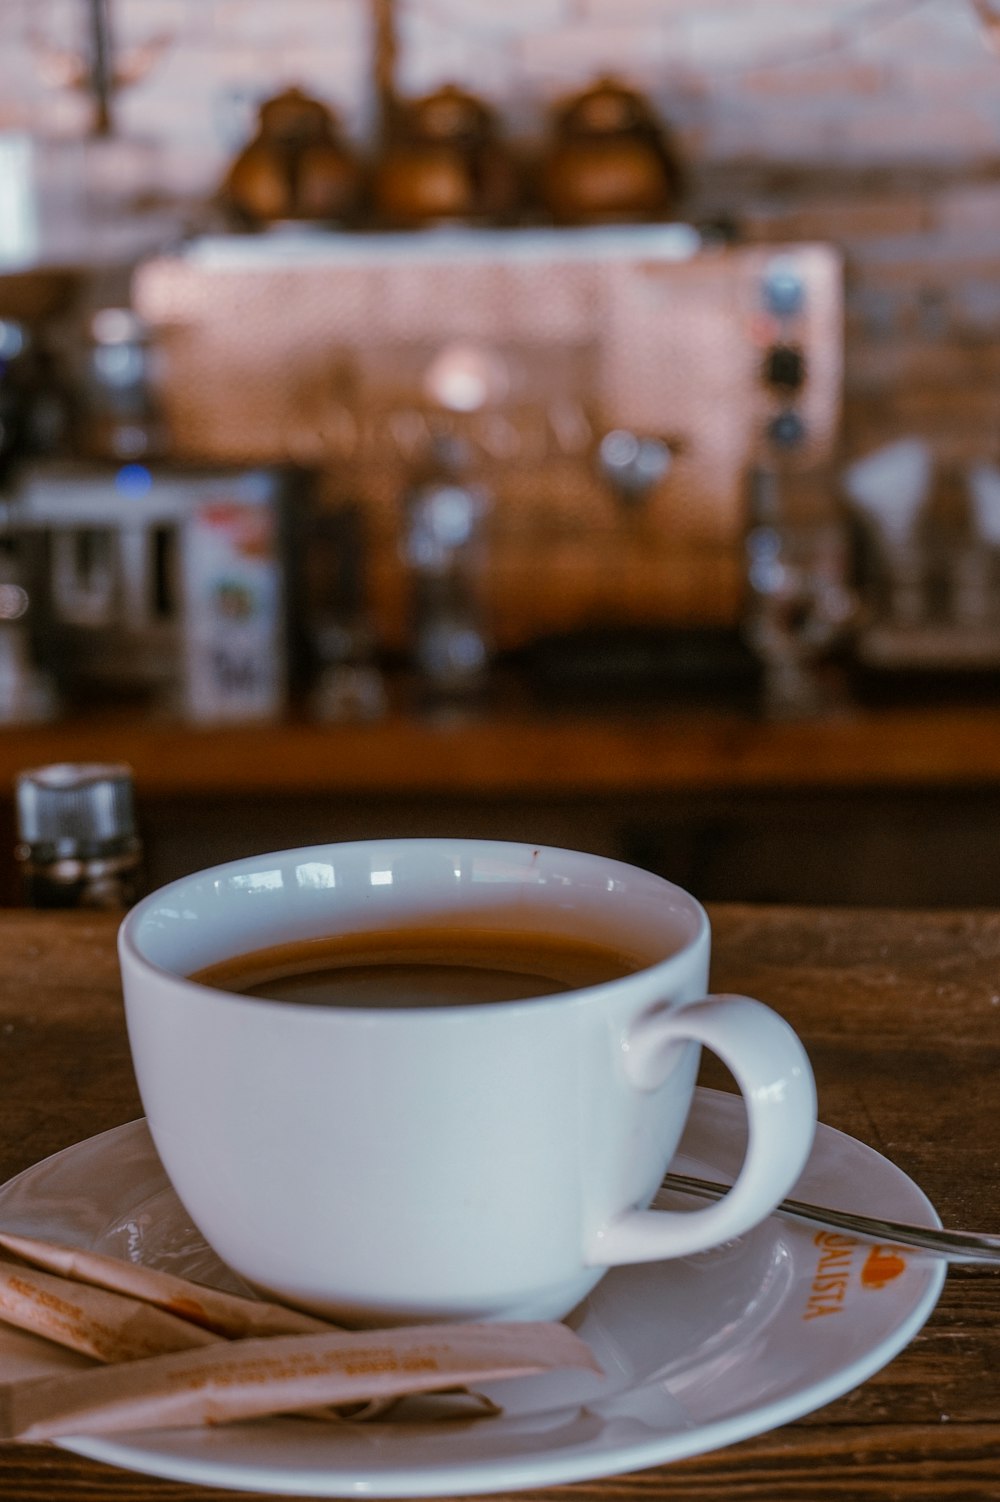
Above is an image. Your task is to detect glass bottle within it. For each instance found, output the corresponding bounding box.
[400,435,491,711]
[15,762,143,909]
[79,309,167,463]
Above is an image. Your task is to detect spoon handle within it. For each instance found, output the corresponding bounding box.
[657,1170,1000,1265]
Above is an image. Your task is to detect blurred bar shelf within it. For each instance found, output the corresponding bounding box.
[2,703,1000,796]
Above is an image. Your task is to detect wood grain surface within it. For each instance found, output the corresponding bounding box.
[0,905,997,1501]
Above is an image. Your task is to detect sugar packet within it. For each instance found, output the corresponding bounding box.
[0,1235,601,1440]
[0,1233,334,1338]
[0,1320,601,1441]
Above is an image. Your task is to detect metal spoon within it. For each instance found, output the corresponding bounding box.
[656,1170,1000,1265]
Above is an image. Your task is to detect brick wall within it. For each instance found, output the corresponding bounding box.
[3,0,1000,465]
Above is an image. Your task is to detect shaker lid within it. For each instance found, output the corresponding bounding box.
[15,762,136,850]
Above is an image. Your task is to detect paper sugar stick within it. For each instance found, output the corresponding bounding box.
[0,1321,602,1441]
[0,1234,336,1338]
[0,1258,218,1363]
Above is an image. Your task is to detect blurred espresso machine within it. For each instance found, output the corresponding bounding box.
[10,462,297,721]
[2,303,302,724]
[4,226,843,721]
[129,225,843,706]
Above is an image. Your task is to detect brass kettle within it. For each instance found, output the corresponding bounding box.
[222,87,364,227]
[538,77,682,225]
[372,84,520,228]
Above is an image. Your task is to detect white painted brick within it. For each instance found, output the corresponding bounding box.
[439,0,571,26]
[738,60,889,98]
[677,4,843,68]
[518,22,673,80]
[852,1,984,58]
[577,0,690,22]
[834,106,1000,161]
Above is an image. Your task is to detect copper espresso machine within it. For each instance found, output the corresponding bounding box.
[127,226,844,710]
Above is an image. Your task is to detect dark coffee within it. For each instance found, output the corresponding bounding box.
[189,926,637,1008]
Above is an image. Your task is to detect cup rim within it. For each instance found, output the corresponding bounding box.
[118,837,711,1019]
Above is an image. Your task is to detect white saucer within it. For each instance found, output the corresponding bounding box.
[0,1088,945,1497]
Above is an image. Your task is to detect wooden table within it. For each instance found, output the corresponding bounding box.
[6,702,1000,795]
[9,701,1000,910]
[0,905,997,1500]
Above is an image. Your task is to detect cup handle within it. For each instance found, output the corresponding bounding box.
[589,994,817,1265]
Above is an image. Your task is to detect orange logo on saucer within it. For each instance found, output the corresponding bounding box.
[803,1232,857,1320]
[803,1233,907,1319]
[860,1246,907,1288]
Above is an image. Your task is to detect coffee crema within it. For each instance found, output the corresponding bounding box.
[189,926,638,1009]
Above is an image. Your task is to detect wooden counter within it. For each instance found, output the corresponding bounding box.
[0,904,997,1500]
[2,701,1000,796]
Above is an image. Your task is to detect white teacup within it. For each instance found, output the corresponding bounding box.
[118,839,816,1326]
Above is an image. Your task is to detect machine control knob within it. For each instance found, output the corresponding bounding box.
[762,343,807,392]
[761,258,806,319]
[766,410,808,449]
